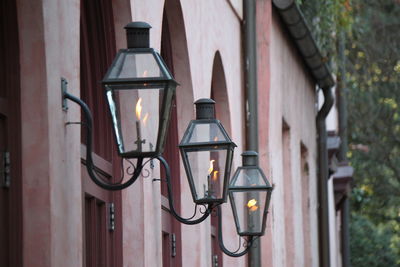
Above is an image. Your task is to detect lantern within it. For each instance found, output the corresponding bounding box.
[229,151,273,236]
[102,22,177,158]
[179,99,236,205]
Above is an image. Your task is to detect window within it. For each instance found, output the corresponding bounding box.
[80,0,122,266]
[300,143,311,266]
[282,121,294,264]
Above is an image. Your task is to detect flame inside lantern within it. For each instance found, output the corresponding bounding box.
[136,98,143,120]
[247,199,259,212]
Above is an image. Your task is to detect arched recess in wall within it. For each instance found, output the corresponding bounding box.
[160,1,194,266]
[211,51,232,135]
[210,51,232,267]
[163,0,195,135]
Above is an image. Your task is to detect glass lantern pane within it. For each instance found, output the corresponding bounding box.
[231,168,270,187]
[185,148,227,202]
[106,87,163,155]
[186,122,229,143]
[231,190,267,234]
[107,52,165,80]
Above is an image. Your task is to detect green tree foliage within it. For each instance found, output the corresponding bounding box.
[297,0,353,65]
[347,1,400,263]
[350,213,397,266]
[299,0,400,264]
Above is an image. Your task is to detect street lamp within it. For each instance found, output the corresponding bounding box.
[217,151,273,257]
[229,151,273,236]
[103,22,176,158]
[179,99,236,205]
[63,21,236,210]
[62,21,272,258]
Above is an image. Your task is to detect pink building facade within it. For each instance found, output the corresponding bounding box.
[0,0,347,266]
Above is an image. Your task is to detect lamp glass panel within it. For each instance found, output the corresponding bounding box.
[230,190,267,234]
[106,86,163,155]
[107,52,165,80]
[231,168,269,187]
[184,122,229,143]
[185,148,227,202]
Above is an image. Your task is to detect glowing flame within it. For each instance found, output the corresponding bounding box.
[142,70,148,77]
[208,160,215,175]
[247,199,258,212]
[143,113,149,126]
[212,171,219,181]
[136,98,143,120]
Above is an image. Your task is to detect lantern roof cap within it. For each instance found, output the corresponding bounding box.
[242,151,258,157]
[124,21,152,29]
[195,98,215,120]
[241,151,258,166]
[194,98,216,105]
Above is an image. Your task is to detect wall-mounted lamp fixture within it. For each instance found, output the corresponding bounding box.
[229,151,273,237]
[179,98,236,205]
[63,21,272,257]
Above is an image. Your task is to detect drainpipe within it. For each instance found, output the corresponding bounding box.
[272,1,335,267]
[243,0,259,266]
[316,86,334,267]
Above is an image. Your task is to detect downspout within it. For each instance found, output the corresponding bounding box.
[272,1,335,267]
[243,0,260,266]
[316,86,334,267]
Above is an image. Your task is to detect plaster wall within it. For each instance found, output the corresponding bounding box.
[269,12,319,267]
[15,0,246,265]
[257,0,273,265]
[17,0,82,266]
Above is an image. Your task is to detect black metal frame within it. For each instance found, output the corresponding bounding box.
[61,21,269,258]
[102,47,177,159]
[104,82,175,158]
[178,116,236,205]
[217,205,255,257]
[179,144,235,205]
[228,162,273,237]
[102,48,174,83]
[229,187,273,236]
[63,90,262,256]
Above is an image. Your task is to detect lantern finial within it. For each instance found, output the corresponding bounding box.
[242,151,258,166]
[195,98,216,120]
[124,21,151,48]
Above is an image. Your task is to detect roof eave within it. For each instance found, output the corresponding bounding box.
[272,0,335,89]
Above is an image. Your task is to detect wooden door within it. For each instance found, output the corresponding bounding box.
[0,0,22,266]
[80,0,122,266]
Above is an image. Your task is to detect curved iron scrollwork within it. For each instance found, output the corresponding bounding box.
[64,92,144,191]
[157,155,214,225]
[217,205,254,257]
[63,91,257,256]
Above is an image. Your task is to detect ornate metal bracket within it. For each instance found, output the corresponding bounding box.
[62,87,256,254]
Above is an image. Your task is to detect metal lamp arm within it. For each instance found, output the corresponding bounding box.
[217,205,254,257]
[157,155,213,225]
[63,92,144,191]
